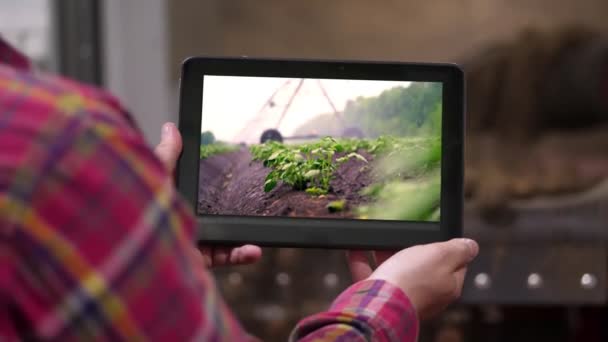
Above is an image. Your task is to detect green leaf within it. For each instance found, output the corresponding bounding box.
[265,171,275,181]
[327,199,346,213]
[264,178,277,192]
[268,151,281,160]
[305,187,327,196]
[360,183,384,197]
[347,152,368,163]
[428,207,440,221]
[304,169,320,179]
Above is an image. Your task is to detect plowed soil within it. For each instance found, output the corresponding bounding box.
[198,148,372,218]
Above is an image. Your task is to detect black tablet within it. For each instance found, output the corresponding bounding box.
[177,57,464,249]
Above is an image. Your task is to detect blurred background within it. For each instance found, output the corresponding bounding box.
[1,0,606,341]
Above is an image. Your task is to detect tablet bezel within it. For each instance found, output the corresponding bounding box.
[177,56,464,249]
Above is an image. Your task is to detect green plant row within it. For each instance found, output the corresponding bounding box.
[250,135,441,221]
[200,143,239,159]
[357,172,441,221]
[357,136,441,221]
[250,135,439,195]
[250,137,369,195]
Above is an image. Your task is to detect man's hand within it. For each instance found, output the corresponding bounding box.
[155,122,262,268]
[347,239,479,321]
[154,122,183,175]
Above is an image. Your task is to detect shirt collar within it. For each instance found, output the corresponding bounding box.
[0,37,32,70]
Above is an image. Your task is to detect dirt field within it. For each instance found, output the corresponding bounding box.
[198,148,373,218]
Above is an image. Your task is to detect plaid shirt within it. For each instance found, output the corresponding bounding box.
[0,38,418,341]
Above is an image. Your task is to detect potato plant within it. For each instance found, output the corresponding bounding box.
[250,137,367,194]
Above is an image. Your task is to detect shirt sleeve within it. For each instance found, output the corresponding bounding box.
[0,86,254,341]
[289,279,419,342]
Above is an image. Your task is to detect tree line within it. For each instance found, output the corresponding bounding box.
[294,82,442,138]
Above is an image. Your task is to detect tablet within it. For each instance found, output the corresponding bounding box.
[177,57,464,249]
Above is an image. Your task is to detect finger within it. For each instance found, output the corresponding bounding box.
[374,250,396,266]
[453,267,468,298]
[188,248,211,281]
[154,122,183,173]
[200,247,213,268]
[347,250,373,282]
[213,248,230,266]
[229,245,263,265]
[454,267,468,289]
[437,238,479,270]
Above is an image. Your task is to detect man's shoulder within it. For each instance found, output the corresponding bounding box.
[0,64,135,130]
[0,65,141,201]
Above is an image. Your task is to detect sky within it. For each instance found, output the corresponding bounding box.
[201,76,412,143]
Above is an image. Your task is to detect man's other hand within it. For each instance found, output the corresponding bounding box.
[348,239,479,321]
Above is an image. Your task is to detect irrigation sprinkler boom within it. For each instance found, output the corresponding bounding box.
[240,78,365,143]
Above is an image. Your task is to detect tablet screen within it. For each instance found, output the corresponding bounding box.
[199,76,441,222]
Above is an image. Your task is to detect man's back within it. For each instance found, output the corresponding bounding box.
[0,40,253,340]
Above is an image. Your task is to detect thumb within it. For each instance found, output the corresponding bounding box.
[347,250,374,282]
[155,122,182,173]
[437,238,479,270]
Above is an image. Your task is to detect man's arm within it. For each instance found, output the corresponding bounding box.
[290,280,419,341]
[290,237,479,342]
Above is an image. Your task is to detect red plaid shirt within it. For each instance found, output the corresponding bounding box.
[0,38,419,341]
